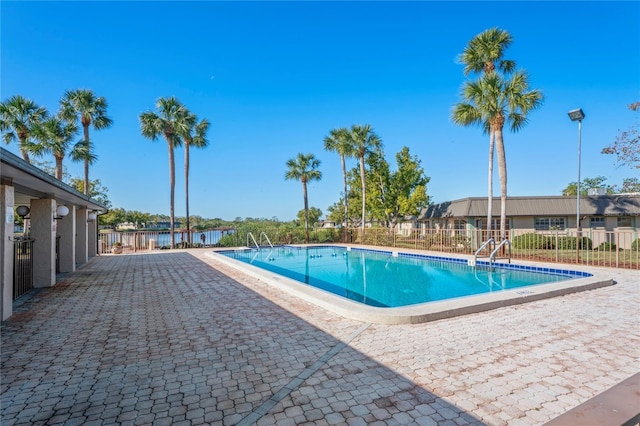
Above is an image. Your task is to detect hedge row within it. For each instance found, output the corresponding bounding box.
[512,233,592,250]
[513,233,640,251]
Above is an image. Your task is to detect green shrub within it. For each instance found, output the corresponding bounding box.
[512,233,552,249]
[556,236,592,250]
[597,241,617,251]
[217,233,239,247]
[315,228,339,243]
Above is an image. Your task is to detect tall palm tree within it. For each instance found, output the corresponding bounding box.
[453,71,543,241]
[348,124,382,232]
[459,27,516,76]
[60,89,112,195]
[181,113,209,244]
[31,115,79,180]
[462,27,513,232]
[285,153,322,243]
[457,27,515,238]
[323,127,353,232]
[139,97,191,249]
[0,95,48,163]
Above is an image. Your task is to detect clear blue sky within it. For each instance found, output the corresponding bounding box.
[2,1,638,221]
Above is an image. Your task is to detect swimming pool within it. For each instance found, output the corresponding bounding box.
[206,245,613,324]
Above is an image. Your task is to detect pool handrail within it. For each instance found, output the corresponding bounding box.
[259,232,274,248]
[474,238,495,266]
[247,232,259,250]
[490,239,512,268]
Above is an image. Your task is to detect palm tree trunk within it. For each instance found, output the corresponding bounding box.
[495,128,508,241]
[487,131,494,241]
[18,133,31,163]
[341,154,349,242]
[359,155,366,233]
[19,145,31,163]
[167,141,176,249]
[303,180,309,243]
[341,154,348,226]
[83,125,90,195]
[55,155,64,180]
[185,143,191,244]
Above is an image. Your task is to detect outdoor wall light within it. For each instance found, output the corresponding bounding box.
[54,205,70,220]
[16,205,30,219]
[87,212,97,222]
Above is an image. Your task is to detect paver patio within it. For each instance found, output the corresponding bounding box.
[1,249,638,425]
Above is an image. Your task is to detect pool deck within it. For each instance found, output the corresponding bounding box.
[1,248,639,425]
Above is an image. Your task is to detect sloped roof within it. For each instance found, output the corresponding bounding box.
[419,195,640,219]
[1,147,108,211]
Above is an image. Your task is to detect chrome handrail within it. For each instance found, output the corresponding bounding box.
[490,239,512,269]
[474,238,495,267]
[246,232,259,250]
[259,232,273,248]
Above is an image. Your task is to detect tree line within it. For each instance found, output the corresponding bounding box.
[0,92,211,249]
[3,28,638,248]
[285,125,430,243]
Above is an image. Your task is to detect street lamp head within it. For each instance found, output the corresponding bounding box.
[568,108,585,122]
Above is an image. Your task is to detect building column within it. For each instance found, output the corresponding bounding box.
[31,198,56,288]
[57,205,76,273]
[1,184,14,320]
[76,208,88,265]
[88,217,97,258]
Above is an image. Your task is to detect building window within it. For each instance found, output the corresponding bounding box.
[453,220,467,230]
[477,218,511,230]
[534,217,566,231]
[590,217,605,228]
[617,216,632,227]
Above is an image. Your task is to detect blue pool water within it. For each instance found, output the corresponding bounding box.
[219,246,590,308]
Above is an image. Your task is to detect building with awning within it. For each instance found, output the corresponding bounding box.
[1,147,108,320]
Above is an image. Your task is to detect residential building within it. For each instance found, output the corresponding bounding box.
[417,194,640,249]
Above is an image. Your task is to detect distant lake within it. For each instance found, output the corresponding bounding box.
[105,229,234,247]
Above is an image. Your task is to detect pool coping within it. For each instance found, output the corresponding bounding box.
[205,244,615,325]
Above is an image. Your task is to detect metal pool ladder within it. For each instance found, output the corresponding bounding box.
[473,238,495,267]
[259,232,273,248]
[490,239,511,269]
[472,238,511,270]
[246,232,274,250]
[247,232,259,249]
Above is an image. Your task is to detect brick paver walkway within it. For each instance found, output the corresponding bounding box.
[1,249,638,425]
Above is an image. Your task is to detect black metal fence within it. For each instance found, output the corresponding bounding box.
[13,238,34,300]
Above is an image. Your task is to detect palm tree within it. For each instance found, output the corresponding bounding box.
[0,95,48,163]
[323,127,353,232]
[139,97,191,249]
[181,113,209,244]
[60,89,112,195]
[285,153,322,243]
[31,115,79,180]
[453,71,543,241]
[459,27,516,76]
[457,27,515,238]
[348,124,382,233]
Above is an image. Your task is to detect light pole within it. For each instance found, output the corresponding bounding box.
[568,108,585,260]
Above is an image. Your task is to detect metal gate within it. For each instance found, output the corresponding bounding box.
[13,238,34,300]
